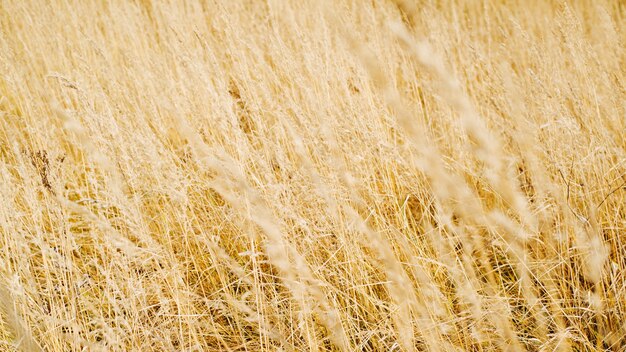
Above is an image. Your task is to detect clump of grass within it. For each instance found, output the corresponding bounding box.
[0,0,625,351]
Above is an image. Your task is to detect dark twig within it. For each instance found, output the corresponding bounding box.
[596,178,626,210]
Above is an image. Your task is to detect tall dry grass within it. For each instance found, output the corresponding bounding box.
[1,0,625,350]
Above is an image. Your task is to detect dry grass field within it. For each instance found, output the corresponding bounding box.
[1,0,625,351]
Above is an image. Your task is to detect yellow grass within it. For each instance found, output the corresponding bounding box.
[1,0,625,350]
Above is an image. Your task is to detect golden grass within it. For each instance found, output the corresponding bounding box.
[1,0,625,350]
